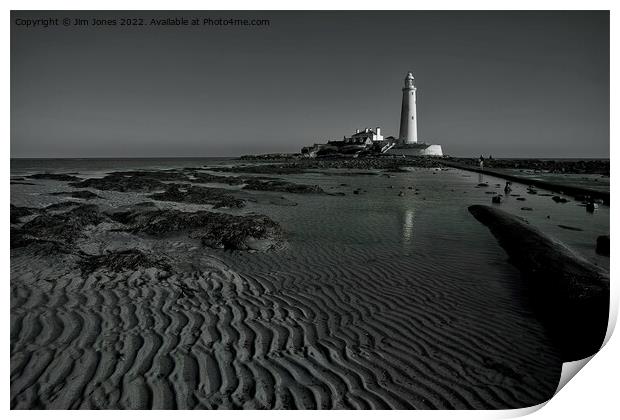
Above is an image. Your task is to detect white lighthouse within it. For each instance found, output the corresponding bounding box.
[386,71,443,156]
[399,71,418,144]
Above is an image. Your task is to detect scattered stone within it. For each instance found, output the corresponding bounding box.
[521,207,533,211]
[516,197,526,201]
[477,183,488,187]
[492,195,502,204]
[398,191,405,197]
[552,196,569,203]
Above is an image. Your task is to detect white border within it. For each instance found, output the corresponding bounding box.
[4,2,617,419]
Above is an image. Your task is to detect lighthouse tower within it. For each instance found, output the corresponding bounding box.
[398,71,418,144]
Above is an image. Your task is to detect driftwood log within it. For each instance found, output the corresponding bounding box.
[469,205,609,361]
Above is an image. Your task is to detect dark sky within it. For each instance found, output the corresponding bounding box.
[11,11,609,158]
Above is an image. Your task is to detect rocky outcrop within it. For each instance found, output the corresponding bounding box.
[50,190,102,200]
[110,207,283,251]
[69,173,166,192]
[469,204,609,361]
[148,184,245,208]
[10,204,35,224]
[78,249,172,276]
[17,204,109,245]
[242,179,323,194]
[27,173,81,181]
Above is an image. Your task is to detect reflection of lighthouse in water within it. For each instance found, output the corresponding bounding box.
[401,209,415,247]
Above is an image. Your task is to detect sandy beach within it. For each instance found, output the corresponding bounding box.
[9,158,609,409]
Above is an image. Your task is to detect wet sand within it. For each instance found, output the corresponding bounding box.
[10,161,609,409]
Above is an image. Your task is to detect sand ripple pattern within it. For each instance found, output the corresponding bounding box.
[11,239,560,410]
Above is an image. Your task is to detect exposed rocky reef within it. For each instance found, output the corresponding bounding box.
[110,206,282,250]
[78,249,172,276]
[211,156,444,174]
[148,184,245,208]
[468,204,609,361]
[69,173,166,192]
[17,204,109,245]
[50,190,102,200]
[242,178,323,194]
[10,204,35,224]
[448,158,609,176]
[27,173,82,181]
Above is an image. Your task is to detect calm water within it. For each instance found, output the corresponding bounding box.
[10,158,609,271]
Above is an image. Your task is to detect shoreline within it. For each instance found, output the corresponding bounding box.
[442,161,609,204]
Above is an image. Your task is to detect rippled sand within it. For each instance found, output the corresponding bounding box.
[10,163,609,409]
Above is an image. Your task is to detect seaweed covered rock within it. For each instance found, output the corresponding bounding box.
[110,207,283,250]
[79,249,172,276]
[148,184,245,208]
[69,173,166,192]
[17,204,109,245]
[242,179,324,194]
[27,173,81,181]
[10,204,35,224]
[50,190,101,200]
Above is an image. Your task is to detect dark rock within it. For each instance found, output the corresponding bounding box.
[110,207,283,251]
[516,197,526,201]
[477,183,488,187]
[468,205,609,361]
[558,225,583,231]
[18,204,109,245]
[78,249,172,276]
[596,235,610,256]
[50,190,101,200]
[552,196,569,203]
[10,204,35,224]
[492,195,502,204]
[521,207,533,211]
[70,173,166,192]
[27,173,81,181]
[148,184,245,208]
[242,179,323,194]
